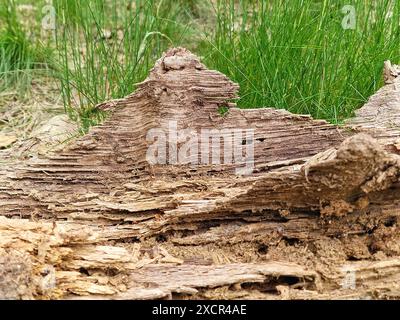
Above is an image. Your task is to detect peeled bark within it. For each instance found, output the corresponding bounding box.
[0,48,400,299]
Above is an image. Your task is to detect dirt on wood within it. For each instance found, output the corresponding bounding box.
[0,47,399,300]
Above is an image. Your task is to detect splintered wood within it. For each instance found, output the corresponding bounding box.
[0,48,400,300]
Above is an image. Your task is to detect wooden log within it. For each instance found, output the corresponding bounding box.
[1,48,400,299]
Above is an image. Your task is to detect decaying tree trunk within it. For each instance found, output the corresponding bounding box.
[1,48,400,299]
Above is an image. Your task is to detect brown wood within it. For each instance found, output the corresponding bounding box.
[0,48,399,299]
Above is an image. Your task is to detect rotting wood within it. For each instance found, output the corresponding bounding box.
[0,48,400,299]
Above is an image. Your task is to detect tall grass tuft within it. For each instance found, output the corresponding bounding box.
[0,0,51,96]
[200,0,400,123]
[54,0,196,132]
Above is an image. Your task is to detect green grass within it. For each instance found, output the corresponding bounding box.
[54,0,198,132]
[199,0,400,123]
[1,0,400,129]
[0,0,52,97]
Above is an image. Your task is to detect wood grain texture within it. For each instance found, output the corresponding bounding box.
[0,48,399,299]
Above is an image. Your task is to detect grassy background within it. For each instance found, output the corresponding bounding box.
[0,0,399,130]
[0,0,52,98]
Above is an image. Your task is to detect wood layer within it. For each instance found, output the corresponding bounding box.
[0,48,399,299]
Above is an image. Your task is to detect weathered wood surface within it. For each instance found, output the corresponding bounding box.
[0,48,400,299]
[1,214,399,299]
[346,60,400,146]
